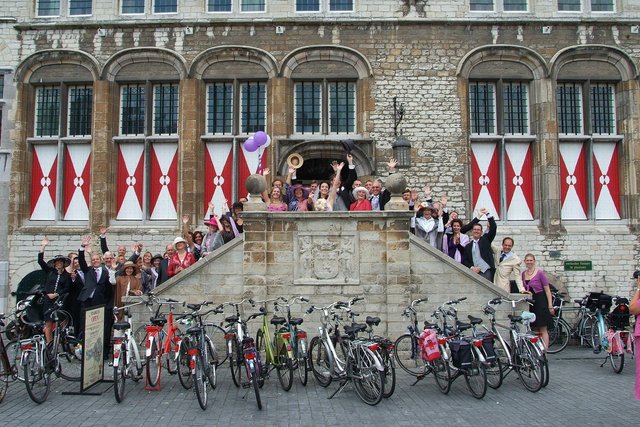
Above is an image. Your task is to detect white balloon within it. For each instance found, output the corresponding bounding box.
[263,134,271,148]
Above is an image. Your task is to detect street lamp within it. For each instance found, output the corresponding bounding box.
[392,97,411,167]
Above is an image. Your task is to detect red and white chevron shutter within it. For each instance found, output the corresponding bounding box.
[471,142,500,219]
[593,142,620,220]
[237,144,268,201]
[505,142,533,220]
[63,144,91,220]
[149,143,178,220]
[559,142,588,220]
[30,144,58,220]
[204,142,233,218]
[116,143,144,220]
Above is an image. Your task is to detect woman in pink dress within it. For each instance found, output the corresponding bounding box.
[167,237,196,277]
[264,186,288,212]
[629,270,640,399]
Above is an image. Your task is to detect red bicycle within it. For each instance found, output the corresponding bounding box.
[144,294,184,387]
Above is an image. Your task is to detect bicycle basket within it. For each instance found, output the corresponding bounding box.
[607,301,630,331]
[585,292,613,312]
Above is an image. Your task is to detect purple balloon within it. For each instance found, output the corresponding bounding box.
[254,131,268,146]
[244,137,259,153]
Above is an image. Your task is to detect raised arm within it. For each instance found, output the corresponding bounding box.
[99,225,110,254]
[38,237,51,271]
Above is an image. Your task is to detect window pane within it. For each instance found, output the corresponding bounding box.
[503,82,529,135]
[0,75,4,99]
[295,82,321,134]
[556,83,582,134]
[69,0,92,15]
[68,86,93,137]
[121,84,146,136]
[297,0,320,11]
[35,86,60,137]
[469,82,496,134]
[558,0,581,11]
[590,84,615,135]
[329,0,353,11]
[122,0,144,13]
[503,0,527,11]
[37,0,60,16]
[329,82,355,134]
[153,83,179,135]
[240,82,266,133]
[591,0,614,12]
[241,0,265,12]
[154,0,177,13]
[207,83,233,134]
[470,0,494,11]
[208,0,232,12]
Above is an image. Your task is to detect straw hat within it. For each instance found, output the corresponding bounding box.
[286,153,304,169]
[121,260,140,275]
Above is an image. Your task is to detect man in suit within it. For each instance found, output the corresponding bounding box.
[156,243,175,286]
[369,158,397,210]
[462,208,497,281]
[78,235,116,358]
[492,237,526,294]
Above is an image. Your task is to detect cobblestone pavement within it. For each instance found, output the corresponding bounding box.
[1,345,638,426]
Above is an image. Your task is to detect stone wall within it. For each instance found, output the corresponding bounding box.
[128,212,515,339]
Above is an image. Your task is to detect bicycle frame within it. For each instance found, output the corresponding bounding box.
[145,299,182,364]
[112,303,143,372]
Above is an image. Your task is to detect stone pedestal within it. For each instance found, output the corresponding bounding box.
[244,174,267,212]
[384,172,409,211]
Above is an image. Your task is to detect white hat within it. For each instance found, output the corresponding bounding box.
[352,186,370,200]
[173,236,187,247]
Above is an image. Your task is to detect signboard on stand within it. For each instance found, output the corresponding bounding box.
[81,305,105,393]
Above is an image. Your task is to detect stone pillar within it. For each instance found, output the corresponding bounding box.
[90,80,114,230]
[244,174,267,212]
[384,172,409,211]
[179,79,201,220]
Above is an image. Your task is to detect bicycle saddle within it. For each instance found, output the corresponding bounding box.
[186,326,202,335]
[507,314,523,323]
[289,317,303,326]
[467,315,483,325]
[344,323,367,336]
[456,321,472,332]
[225,315,239,323]
[150,317,167,326]
[424,321,438,330]
[365,316,381,326]
[270,316,286,325]
[187,303,202,311]
[112,322,131,331]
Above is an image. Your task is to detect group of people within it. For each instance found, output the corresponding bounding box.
[35,202,245,355]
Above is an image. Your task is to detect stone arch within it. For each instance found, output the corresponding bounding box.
[189,46,278,79]
[457,45,548,80]
[281,45,373,79]
[277,140,375,179]
[549,45,638,81]
[101,47,188,81]
[15,49,101,83]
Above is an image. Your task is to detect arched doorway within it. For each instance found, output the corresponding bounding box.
[294,157,339,182]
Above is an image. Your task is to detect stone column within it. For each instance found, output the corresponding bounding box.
[90,80,114,230]
[179,79,201,219]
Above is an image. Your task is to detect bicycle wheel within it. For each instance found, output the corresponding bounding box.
[393,334,424,376]
[23,350,51,404]
[516,340,544,392]
[297,355,308,386]
[247,357,262,410]
[134,324,147,349]
[431,354,451,395]
[486,355,503,390]
[205,337,217,389]
[128,338,143,382]
[547,317,570,354]
[609,351,624,374]
[276,343,293,391]
[165,333,180,375]
[591,318,603,353]
[206,325,228,367]
[145,335,161,387]
[463,349,487,399]
[56,335,82,381]
[380,346,396,398]
[581,316,596,348]
[229,339,242,387]
[194,352,208,410]
[114,346,126,403]
[308,336,332,387]
[0,342,12,403]
[541,352,549,388]
[351,347,384,406]
[177,338,193,389]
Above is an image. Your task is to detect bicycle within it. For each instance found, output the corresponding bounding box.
[393,297,429,376]
[307,298,385,406]
[481,296,546,393]
[179,302,223,410]
[253,297,294,391]
[585,291,613,354]
[222,299,265,410]
[547,291,597,354]
[111,300,145,403]
[600,296,633,373]
[0,313,21,403]
[273,296,310,386]
[20,297,82,403]
[143,294,184,387]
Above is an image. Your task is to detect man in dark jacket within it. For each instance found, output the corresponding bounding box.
[462,208,497,281]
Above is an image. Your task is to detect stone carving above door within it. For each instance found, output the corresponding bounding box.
[293,232,359,285]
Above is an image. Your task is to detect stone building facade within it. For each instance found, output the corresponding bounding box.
[1,1,640,311]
